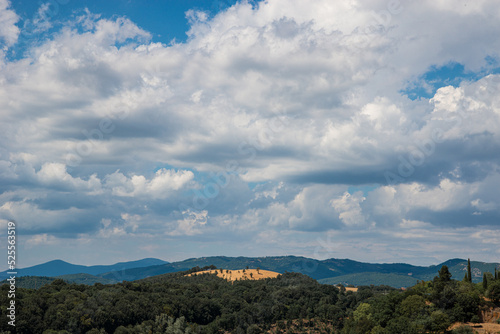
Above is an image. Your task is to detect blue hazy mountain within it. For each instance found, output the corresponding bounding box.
[2,256,498,288]
[0,258,168,280]
[97,256,499,288]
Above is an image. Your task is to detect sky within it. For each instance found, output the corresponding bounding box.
[1,0,500,270]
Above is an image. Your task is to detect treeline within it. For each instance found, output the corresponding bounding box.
[0,270,386,333]
[0,265,499,333]
[0,276,56,289]
[343,265,500,333]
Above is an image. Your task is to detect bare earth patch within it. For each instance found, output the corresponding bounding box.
[186,269,280,281]
[449,322,500,333]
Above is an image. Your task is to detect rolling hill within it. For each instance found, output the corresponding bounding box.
[97,256,499,287]
[318,272,420,288]
[2,256,498,288]
[99,256,500,288]
[0,258,168,280]
[186,268,281,282]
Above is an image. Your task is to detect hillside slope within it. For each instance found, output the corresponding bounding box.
[98,256,499,285]
[0,258,168,280]
[4,256,498,288]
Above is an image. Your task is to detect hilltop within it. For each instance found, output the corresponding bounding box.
[2,256,498,288]
[186,268,280,282]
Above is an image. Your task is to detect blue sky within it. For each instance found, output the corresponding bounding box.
[1,0,500,269]
[7,0,243,54]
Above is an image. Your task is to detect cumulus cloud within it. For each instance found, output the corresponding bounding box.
[36,162,102,192]
[169,209,208,236]
[105,168,194,198]
[2,0,500,265]
[0,0,19,49]
[331,191,367,227]
[25,233,58,248]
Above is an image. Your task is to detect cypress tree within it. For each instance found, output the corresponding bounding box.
[467,259,471,281]
[495,268,498,280]
[483,273,488,290]
[438,265,452,282]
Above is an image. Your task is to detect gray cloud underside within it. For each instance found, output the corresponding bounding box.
[1,0,500,265]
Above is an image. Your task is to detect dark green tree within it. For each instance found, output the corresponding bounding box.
[467,258,472,283]
[487,280,500,304]
[438,265,452,282]
[385,316,420,334]
[483,273,488,290]
[430,310,451,332]
[398,295,427,320]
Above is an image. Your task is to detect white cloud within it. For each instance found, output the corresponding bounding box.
[2,0,500,265]
[97,214,143,237]
[36,162,102,193]
[31,3,53,33]
[105,168,193,198]
[169,209,208,236]
[25,233,58,248]
[331,191,367,227]
[0,201,86,232]
[2,3,500,184]
[0,0,19,49]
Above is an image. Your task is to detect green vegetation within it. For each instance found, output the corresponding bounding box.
[5,256,498,286]
[452,324,474,334]
[487,280,500,303]
[342,264,500,334]
[0,274,117,289]
[466,259,472,283]
[0,271,349,333]
[95,256,499,284]
[56,273,118,285]
[1,263,498,333]
[319,272,419,288]
[0,276,56,289]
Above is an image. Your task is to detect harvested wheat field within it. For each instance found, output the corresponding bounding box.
[186,269,280,281]
[449,322,500,333]
[335,285,358,292]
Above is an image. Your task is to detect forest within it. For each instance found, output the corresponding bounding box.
[1,264,499,334]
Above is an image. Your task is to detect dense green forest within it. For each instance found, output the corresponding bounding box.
[318,272,420,288]
[1,265,499,333]
[0,274,117,289]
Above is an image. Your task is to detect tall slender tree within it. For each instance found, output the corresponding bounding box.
[483,273,488,290]
[467,258,472,283]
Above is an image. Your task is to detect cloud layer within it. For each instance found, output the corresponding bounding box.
[1,0,500,267]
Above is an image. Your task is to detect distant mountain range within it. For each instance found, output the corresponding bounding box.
[0,258,167,280]
[1,256,498,288]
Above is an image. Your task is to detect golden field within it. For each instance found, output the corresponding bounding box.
[186,269,280,281]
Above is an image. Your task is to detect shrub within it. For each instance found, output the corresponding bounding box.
[452,324,474,334]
